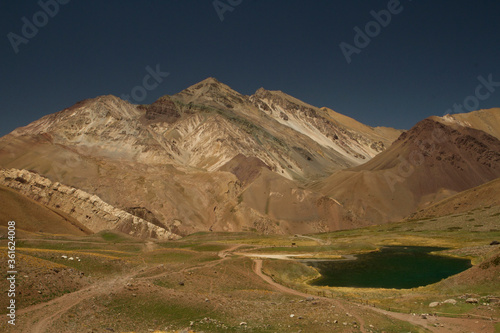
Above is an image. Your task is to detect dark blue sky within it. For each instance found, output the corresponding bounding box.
[1,0,500,136]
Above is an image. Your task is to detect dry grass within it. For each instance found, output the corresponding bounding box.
[4,205,499,332]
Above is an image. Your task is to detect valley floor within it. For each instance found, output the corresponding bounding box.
[1,206,499,333]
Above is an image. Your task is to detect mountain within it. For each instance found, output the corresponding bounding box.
[166,77,402,179]
[407,177,500,220]
[315,109,500,225]
[437,108,500,140]
[1,77,498,238]
[0,78,402,237]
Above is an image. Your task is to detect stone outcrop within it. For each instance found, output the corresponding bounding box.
[0,168,180,240]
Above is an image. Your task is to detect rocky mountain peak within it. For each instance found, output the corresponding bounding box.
[358,116,500,189]
[199,77,221,85]
[173,78,246,109]
[57,95,137,120]
[250,91,327,135]
[180,77,240,96]
[253,87,271,99]
[7,95,136,138]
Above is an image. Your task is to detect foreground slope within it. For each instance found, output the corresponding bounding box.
[3,216,498,333]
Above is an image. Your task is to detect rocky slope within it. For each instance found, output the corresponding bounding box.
[315,111,500,225]
[436,108,500,140]
[0,169,180,240]
[249,87,399,162]
[0,184,90,236]
[1,77,498,237]
[169,78,402,179]
[0,78,403,237]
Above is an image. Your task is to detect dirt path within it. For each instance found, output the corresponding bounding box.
[15,270,141,333]
[137,244,245,282]
[12,245,245,332]
[252,259,497,333]
[253,259,368,333]
[217,244,243,258]
[239,252,356,261]
[367,306,496,333]
[294,234,330,245]
[253,259,311,298]
[239,253,314,260]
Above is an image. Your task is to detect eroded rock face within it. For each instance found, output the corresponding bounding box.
[249,88,400,162]
[140,95,180,122]
[0,169,180,240]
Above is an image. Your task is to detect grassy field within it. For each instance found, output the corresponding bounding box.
[2,205,499,332]
[255,205,500,323]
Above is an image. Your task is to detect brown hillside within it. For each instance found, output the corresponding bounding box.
[316,116,500,225]
[434,107,500,140]
[239,168,346,233]
[0,185,90,236]
[408,177,500,220]
[219,154,271,185]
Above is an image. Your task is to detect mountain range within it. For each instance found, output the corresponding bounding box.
[0,78,499,238]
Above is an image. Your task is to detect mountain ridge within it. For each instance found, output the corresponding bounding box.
[0,77,499,237]
[316,113,500,225]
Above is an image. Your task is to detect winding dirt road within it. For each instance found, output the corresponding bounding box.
[253,259,368,333]
[16,270,140,333]
[252,259,497,333]
[294,234,330,245]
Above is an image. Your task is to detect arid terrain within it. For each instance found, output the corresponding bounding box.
[0,204,499,332]
[0,79,499,332]
[0,79,498,236]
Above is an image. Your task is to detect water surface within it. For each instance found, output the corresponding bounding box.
[304,246,471,289]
